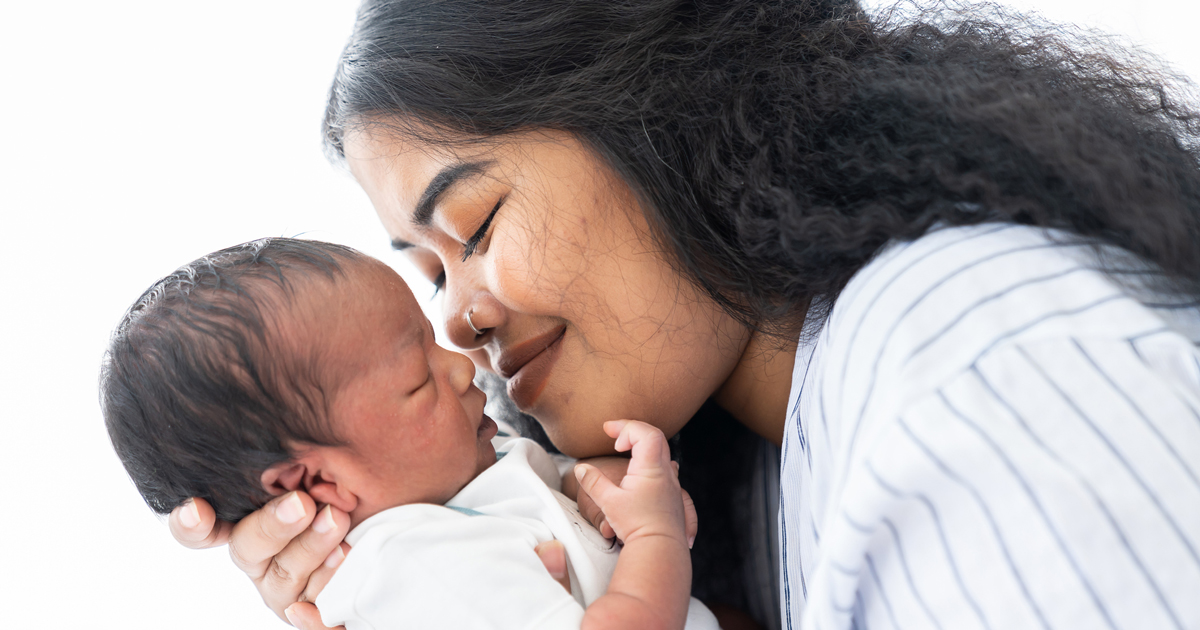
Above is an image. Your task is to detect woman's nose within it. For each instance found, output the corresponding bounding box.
[444,290,504,349]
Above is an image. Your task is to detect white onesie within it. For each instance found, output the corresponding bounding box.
[317,437,719,630]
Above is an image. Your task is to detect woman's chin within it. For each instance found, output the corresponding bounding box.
[537,414,616,459]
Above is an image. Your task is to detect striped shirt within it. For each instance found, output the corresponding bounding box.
[779,223,1200,630]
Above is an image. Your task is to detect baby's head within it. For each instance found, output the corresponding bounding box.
[102,238,497,527]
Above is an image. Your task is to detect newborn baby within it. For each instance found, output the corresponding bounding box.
[101,238,717,630]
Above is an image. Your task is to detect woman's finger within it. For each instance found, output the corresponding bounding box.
[283,602,344,630]
[681,488,698,548]
[169,497,232,549]
[301,542,351,604]
[227,492,318,580]
[253,504,351,618]
[535,540,571,593]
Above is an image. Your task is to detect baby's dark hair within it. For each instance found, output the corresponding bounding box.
[100,238,365,522]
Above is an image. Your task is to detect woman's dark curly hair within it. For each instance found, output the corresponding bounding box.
[323,0,1200,334]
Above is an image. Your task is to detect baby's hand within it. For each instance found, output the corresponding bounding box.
[573,421,692,548]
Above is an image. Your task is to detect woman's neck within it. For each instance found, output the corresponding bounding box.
[712,330,797,446]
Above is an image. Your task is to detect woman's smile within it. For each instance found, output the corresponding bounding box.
[343,126,751,457]
[496,324,566,409]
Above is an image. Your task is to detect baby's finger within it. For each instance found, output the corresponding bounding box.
[283,601,344,630]
[574,463,621,511]
[612,421,672,476]
[602,419,629,440]
[535,540,571,593]
[300,541,351,605]
[572,458,628,535]
[169,498,232,549]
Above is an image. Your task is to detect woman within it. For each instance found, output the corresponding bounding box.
[172,0,1200,628]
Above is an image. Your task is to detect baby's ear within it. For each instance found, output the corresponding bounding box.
[260,462,307,496]
[304,471,358,514]
[260,457,359,514]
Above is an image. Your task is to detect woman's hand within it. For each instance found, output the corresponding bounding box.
[283,602,343,630]
[565,453,697,544]
[168,492,350,622]
[171,494,572,628]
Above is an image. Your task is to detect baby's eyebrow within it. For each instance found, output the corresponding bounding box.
[411,160,495,228]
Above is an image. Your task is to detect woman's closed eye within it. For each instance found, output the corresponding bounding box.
[424,194,506,298]
[460,196,505,262]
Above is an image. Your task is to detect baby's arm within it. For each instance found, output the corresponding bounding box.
[573,421,693,630]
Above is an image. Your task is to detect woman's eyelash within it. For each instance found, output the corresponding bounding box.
[461,196,505,262]
[429,195,504,299]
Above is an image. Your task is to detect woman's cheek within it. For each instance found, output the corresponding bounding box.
[488,216,590,316]
[488,232,549,312]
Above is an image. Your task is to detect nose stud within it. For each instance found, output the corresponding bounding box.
[466,309,484,336]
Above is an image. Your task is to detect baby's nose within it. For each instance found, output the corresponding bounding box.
[445,347,477,395]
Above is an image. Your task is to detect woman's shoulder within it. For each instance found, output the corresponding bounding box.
[804,223,1183,430]
[823,223,1175,360]
[786,224,1200,630]
[832,223,1112,322]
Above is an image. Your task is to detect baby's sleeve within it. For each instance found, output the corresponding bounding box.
[317,506,585,630]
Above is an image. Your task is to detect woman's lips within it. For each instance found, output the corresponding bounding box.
[500,326,566,410]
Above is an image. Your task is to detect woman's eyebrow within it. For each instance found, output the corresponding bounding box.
[411,160,495,228]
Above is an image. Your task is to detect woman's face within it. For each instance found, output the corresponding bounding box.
[343,125,749,457]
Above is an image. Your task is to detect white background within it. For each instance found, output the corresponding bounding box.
[1,1,1197,628]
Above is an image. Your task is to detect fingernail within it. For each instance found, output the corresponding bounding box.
[574,466,585,480]
[283,604,298,626]
[179,499,200,529]
[276,492,306,524]
[537,541,567,578]
[688,535,695,549]
[324,545,346,569]
[313,505,336,534]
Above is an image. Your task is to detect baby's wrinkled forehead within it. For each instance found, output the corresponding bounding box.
[281,257,429,383]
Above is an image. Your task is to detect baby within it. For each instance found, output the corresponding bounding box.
[101,238,718,630]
